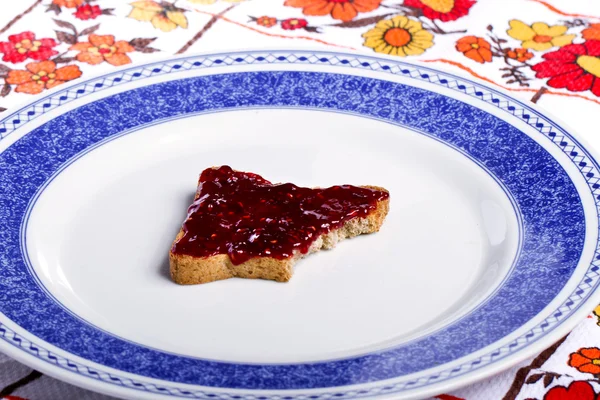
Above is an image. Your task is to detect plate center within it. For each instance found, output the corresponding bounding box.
[25,109,519,363]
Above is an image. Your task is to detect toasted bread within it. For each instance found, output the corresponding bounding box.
[169,167,389,285]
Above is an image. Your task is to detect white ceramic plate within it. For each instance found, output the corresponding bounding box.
[1,50,599,400]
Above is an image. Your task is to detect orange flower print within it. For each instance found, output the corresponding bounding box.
[583,24,600,41]
[569,347,600,374]
[5,61,82,95]
[256,16,277,28]
[506,48,533,63]
[52,0,84,8]
[70,35,135,66]
[456,36,493,63]
[284,0,382,22]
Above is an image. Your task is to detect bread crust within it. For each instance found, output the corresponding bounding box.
[169,184,389,285]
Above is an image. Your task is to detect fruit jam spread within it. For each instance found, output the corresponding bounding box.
[171,166,389,265]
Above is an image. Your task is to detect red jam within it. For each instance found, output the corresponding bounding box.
[171,166,389,265]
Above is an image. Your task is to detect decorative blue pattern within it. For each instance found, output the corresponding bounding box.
[0,51,597,399]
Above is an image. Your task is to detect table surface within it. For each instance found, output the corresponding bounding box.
[1,1,600,399]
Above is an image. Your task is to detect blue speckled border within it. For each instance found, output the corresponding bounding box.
[0,51,597,399]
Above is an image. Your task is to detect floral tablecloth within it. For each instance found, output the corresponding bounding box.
[1,0,600,399]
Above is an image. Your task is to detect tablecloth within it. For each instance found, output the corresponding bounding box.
[1,0,600,399]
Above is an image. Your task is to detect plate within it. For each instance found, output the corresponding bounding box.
[1,50,599,400]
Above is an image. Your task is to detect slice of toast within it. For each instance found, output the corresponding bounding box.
[169,166,390,285]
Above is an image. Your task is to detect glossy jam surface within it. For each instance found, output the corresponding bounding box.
[171,166,389,264]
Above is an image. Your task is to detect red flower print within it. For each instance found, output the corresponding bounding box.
[0,32,57,64]
[403,0,476,22]
[256,16,277,28]
[70,34,135,66]
[532,40,600,97]
[5,61,82,94]
[281,18,308,30]
[74,4,102,20]
[544,381,598,400]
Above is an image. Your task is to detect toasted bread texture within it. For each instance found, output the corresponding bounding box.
[169,179,389,285]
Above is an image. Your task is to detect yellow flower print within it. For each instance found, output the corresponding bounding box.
[362,16,434,57]
[128,1,188,32]
[507,20,575,52]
